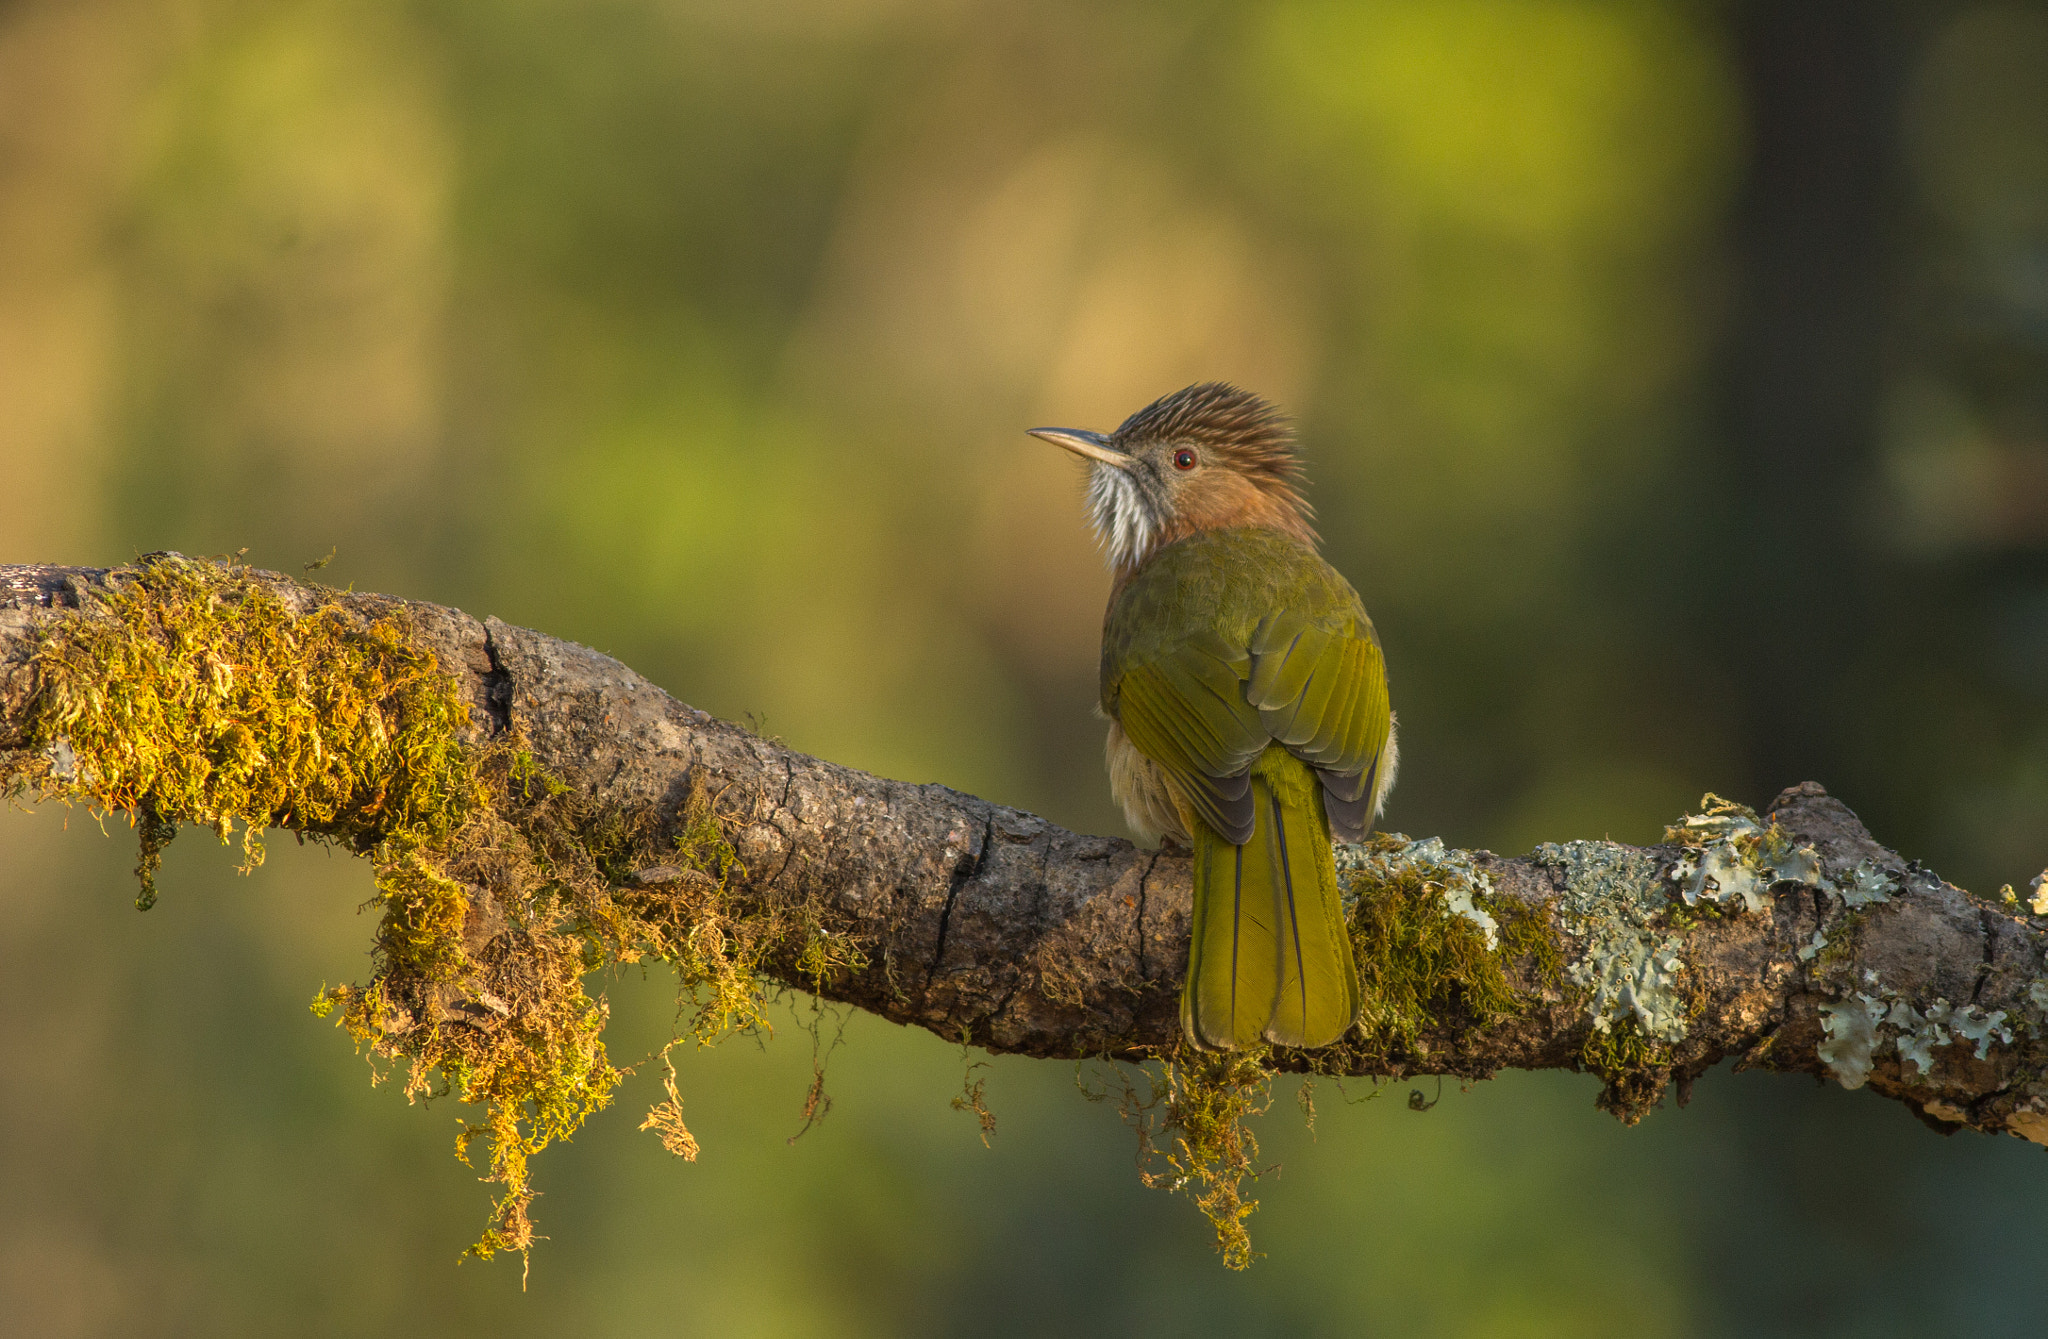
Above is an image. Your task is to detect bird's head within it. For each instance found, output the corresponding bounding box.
[1029,382,1316,573]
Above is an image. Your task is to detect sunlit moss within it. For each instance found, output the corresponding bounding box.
[4,552,481,908]
[2,554,873,1268]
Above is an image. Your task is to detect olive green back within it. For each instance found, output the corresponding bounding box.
[1102,527,1392,1049]
[1102,527,1391,845]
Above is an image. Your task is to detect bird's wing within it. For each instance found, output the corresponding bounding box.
[1245,609,1392,842]
[1111,629,1268,845]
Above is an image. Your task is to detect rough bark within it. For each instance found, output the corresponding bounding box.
[6,559,2048,1149]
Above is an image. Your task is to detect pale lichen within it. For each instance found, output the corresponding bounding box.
[1532,840,1684,1042]
[1932,1000,2013,1059]
[1537,798,1848,1118]
[1835,861,1895,908]
[1817,986,2013,1089]
[1819,994,1884,1088]
[1890,1001,1946,1078]
[1665,795,1824,912]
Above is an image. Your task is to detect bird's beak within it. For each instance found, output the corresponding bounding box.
[1027,427,1130,470]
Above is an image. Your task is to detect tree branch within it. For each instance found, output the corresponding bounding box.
[6,557,2048,1166]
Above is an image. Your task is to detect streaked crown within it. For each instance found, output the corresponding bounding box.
[1111,382,1310,520]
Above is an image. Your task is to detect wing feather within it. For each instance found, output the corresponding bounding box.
[1116,611,1391,843]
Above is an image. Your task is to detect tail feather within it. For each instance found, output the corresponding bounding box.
[1183,748,1360,1050]
[1184,834,1270,1049]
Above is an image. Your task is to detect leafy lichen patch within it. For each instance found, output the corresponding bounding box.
[1532,840,1683,1042]
[1665,794,1824,912]
[1890,1001,1946,1078]
[1819,994,1884,1088]
[1836,861,1895,908]
[1931,1000,2010,1059]
[1539,795,1834,1120]
[1529,838,1688,1119]
[1817,988,2013,1089]
[1647,797,2002,1096]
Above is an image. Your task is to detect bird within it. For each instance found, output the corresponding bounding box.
[1029,383,1396,1051]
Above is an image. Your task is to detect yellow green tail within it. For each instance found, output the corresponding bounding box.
[1181,747,1361,1050]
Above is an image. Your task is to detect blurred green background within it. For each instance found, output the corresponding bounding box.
[4,0,2047,1333]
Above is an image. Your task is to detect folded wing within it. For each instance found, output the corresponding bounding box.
[1246,611,1392,843]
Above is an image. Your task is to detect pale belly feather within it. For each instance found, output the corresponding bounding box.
[1104,718,1189,847]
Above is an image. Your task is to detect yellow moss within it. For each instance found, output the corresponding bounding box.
[5,553,481,907]
[8,554,1585,1274]
[2,554,875,1270]
[950,1034,997,1147]
[1088,835,1567,1269]
[637,1041,703,1162]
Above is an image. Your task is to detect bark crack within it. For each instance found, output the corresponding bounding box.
[923,811,993,997]
[1135,847,1163,981]
[1973,906,1998,1005]
[478,621,513,735]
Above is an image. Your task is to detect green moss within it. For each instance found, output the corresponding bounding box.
[1349,881,1503,1050]
[1579,1017,1671,1123]
[3,554,873,1270]
[1337,833,1552,1057]
[1812,907,1870,974]
[1123,846,1577,1269]
[1085,836,1566,1271]
[1497,894,1566,995]
[1086,1042,1275,1271]
[1661,894,1737,935]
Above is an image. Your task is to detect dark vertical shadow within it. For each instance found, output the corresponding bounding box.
[1710,0,1911,801]
[1691,8,2014,1338]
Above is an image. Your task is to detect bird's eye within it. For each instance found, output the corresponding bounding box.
[1173,448,1197,471]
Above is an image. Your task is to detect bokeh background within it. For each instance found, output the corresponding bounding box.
[3,0,2047,1333]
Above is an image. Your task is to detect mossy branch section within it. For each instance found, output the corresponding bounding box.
[9,560,2048,1270]
[0,557,871,1262]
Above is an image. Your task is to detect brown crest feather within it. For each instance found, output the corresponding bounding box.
[1112,382,1316,534]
